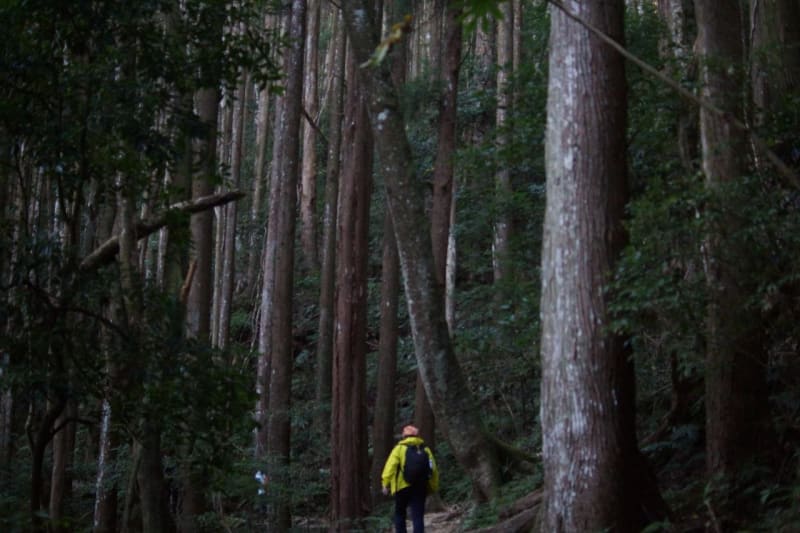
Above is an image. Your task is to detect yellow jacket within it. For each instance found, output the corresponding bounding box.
[381,436,439,495]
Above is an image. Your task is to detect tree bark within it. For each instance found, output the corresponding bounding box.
[540,1,662,530]
[341,0,501,501]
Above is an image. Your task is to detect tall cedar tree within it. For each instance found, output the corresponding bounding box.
[540,1,665,530]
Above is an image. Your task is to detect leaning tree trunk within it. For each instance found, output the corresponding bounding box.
[341,0,501,501]
[539,1,664,531]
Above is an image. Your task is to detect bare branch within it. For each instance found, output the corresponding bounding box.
[79,190,245,272]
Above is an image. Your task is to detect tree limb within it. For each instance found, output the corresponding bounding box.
[547,0,800,189]
[79,190,245,272]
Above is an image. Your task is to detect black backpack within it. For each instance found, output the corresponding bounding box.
[402,444,432,486]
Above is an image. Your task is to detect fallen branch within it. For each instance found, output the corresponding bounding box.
[79,190,245,272]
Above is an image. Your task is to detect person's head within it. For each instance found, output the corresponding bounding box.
[401,424,419,438]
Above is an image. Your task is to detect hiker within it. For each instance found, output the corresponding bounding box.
[381,424,439,533]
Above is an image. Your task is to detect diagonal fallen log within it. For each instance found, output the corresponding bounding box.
[79,190,245,272]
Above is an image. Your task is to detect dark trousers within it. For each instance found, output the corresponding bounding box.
[393,484,426,533]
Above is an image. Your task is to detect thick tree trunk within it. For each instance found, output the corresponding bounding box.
[540,1,661,530]
[315,12,345,431]
[695,0,774,481]
[341,0,501,501]
[331,49,373,530]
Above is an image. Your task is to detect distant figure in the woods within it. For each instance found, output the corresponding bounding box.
[381,424,439,533]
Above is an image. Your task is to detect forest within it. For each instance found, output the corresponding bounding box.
[2,0,800,531]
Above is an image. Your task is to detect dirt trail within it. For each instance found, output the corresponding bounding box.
[386,506,467,533]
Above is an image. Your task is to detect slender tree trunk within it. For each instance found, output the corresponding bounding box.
[331,50,373,529]
[212,94,235,345]
[218,76,249,349]
[658,0,698,172]
[181,86,219,529]
[186,87,219,342]
[540,1,663,530]
[315,13,345,432]
[342,0,501,500]
[512,0,522,75]
[260,2,305,529]
[245,84,271,298]
[370,210,400,503]
[93,400,118,533]
[300,0,321,272]
[695,0,774,482]
[493,0,513,285]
